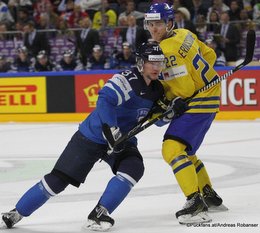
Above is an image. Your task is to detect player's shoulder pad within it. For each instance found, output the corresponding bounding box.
[119,69,138,81]
[108,72,133,94]
[116,69,140,87]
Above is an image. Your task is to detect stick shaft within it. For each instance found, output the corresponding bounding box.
[112,30,256,146]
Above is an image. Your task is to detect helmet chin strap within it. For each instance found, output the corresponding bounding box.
[166,20,175,37]
[137,58,145,72]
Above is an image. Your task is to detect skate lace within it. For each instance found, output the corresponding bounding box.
[204,186,215,198]
[95,206,108,218]
[183,195,196,209]
[2,210,22,223]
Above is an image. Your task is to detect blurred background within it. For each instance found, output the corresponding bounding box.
[1,0,260,73]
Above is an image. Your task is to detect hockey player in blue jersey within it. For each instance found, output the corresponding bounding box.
[1,42,185,231]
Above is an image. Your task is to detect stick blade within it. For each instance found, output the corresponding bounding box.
[244,29,256,64]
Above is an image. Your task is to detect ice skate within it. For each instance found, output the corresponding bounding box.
[203,184,228,212]
[176,192,211,225]
[82,205,114,232]
[1,208,23,229]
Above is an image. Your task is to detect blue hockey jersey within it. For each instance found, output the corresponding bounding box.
[79,68,164,145]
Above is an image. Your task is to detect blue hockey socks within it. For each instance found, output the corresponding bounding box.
[15,173,68,217]
[15,180,55,217]
[99,173,136,214]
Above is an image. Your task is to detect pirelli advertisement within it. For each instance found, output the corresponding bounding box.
[0,77,47,113]
[0,67,259,121]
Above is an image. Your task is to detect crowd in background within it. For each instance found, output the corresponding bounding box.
[0,0,259,73]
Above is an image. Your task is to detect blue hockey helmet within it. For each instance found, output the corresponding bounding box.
[145,3,174,23]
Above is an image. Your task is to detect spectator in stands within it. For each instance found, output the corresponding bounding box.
[87,45,109,70]
[207,0,230,21]
[79,0,101,20]
[92,0,117,30]
[117,0,127,5]
[45,3,60,29]
[23,21,51,58]
[205,37,226,66]
[118,1,144,26]
[239,8,255,31]
[224,0,244,9]
[242,0,253,13]
[34,50,55,72]
[110,42,136,69]
[253,0,260,20]
[16,7,33,26]
[57,0,74,12]
[14,21,24,40]
[33,0,52,25]
[56,14,69,33]
[0,22,5,40]
[190,0,208,24]
[217,11,240,62]
[74,16,100,67]
[228,0,241,21]
[0,54,11,73]
[165,0,192,20]
[201,0,214,9]
[0,0,15,26]
[120,15,148,52]
[8,0,33,23]
[195,14,207,41]
[180,0,194,12]
[172,0,183,10]
[101,13,110,28]
[0,22,12,40]
[12,46,34,72]
[37,13,56,38]
[66,4,88,28]
[56,49,83,71]
[174,7,197,35]
[206,10,220,33]
[99,23,123,58]
[58,0,76,27]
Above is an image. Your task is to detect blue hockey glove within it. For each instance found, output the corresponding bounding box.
[163,97,189,122]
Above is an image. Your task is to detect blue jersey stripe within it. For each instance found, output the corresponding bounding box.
[189,104,219,109]
[173,161,193,174]
[169,155,188,167]
[195,162,204,173]
[190,96,220,102]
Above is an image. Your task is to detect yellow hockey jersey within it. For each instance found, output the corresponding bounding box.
[160,29,221,113]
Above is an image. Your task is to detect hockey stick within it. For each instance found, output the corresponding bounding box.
[103,29,256,147]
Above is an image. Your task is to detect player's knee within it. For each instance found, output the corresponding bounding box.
[194,159,205,174]
[162,139,187,165]
[118,157,144,183]
[189,155,198,164]
[43,172,69,195]
[188,156,205,173]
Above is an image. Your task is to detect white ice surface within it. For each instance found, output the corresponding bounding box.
[0,120,260,233]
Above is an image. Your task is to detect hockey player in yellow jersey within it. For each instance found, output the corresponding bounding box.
[145,3,228,225]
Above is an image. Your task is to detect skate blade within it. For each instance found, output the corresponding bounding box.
[208,204,228,212]
[82,219,112,232]
[178,212,212,225]
[0,220,8,229]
